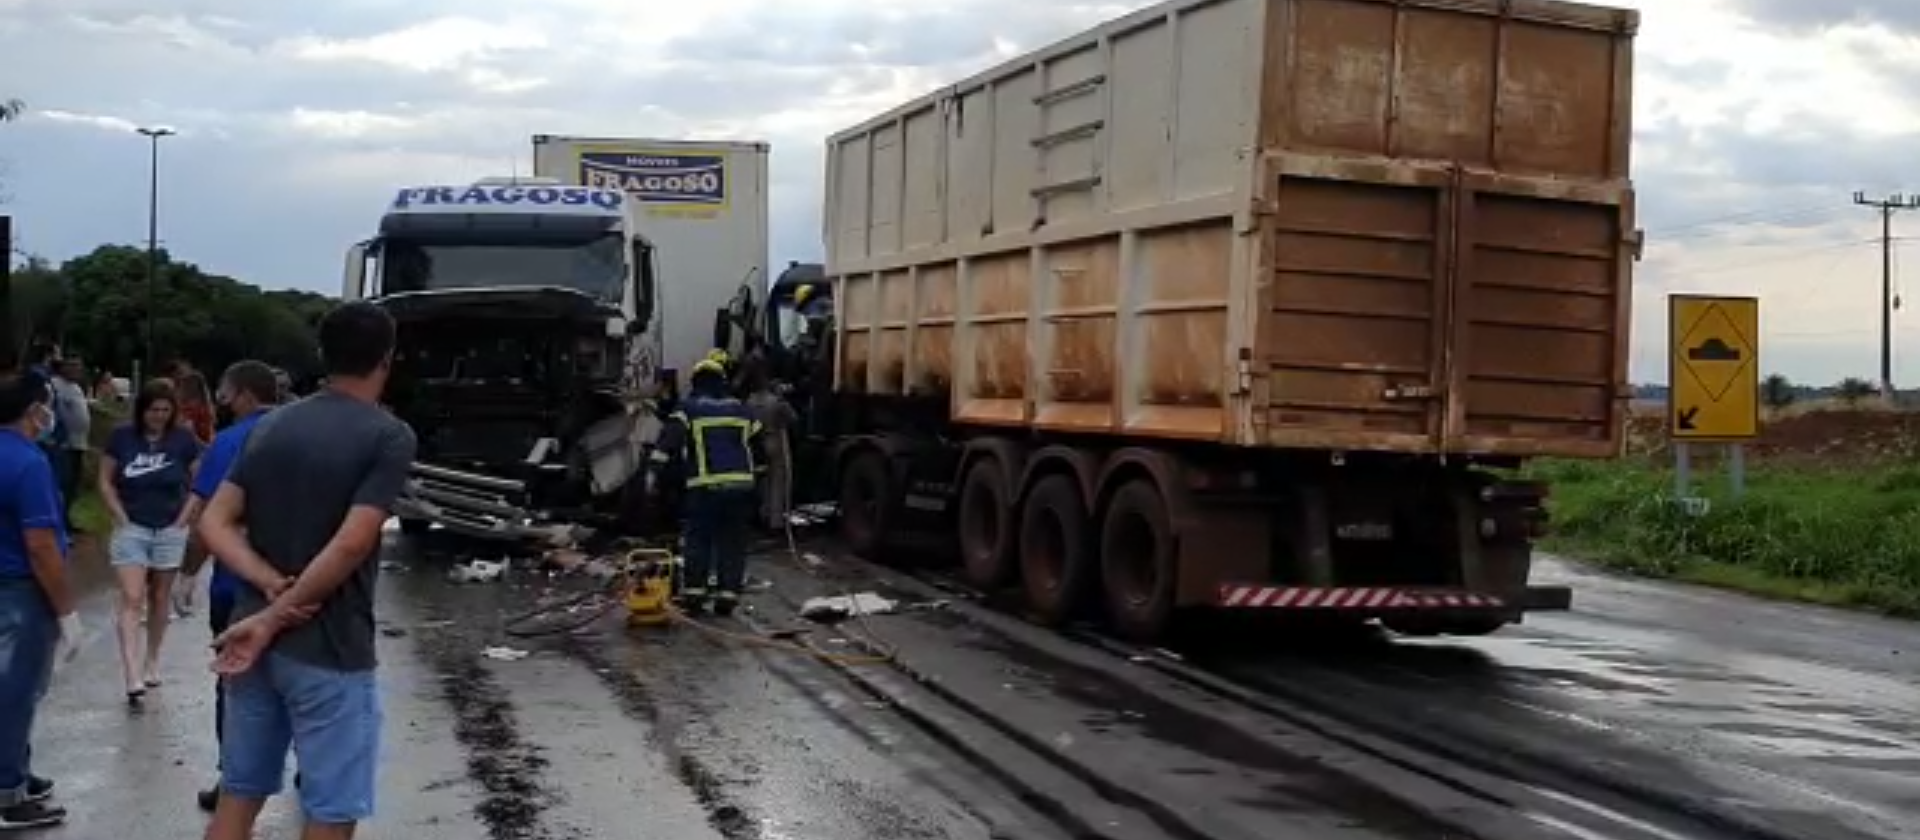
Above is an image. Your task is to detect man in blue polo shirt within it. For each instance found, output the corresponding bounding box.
[179,361,281,812]
[0,370,81,830]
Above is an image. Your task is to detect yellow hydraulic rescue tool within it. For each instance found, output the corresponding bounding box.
[622,548,679,626]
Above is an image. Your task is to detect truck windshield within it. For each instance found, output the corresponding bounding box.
[380,233,625,300]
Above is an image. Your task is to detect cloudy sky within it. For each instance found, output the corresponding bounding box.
[1,0,1917,385]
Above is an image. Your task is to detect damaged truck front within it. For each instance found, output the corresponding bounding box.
[342,178,663,541]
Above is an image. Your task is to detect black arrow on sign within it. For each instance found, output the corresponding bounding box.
[1676,406,1699,431]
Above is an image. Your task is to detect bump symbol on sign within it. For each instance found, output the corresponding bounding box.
[1678,305,1754,402]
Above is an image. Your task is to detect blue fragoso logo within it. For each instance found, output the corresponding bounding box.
[579,151,727,207]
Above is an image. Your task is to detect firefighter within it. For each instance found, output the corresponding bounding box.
[659,355,761,616]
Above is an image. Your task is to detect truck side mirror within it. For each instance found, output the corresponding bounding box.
[632,241,657,325]
[342,241,369,300]
[712,308,733,353]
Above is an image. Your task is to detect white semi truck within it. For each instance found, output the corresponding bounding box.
[341,178,664,540]
[531,135,771,381]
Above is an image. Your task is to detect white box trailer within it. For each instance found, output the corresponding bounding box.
[533,135,771,379]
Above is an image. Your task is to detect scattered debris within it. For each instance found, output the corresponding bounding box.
[379,559,409,572]
[448,558,510,583]
[799,592,899,625]
[481,646,530,662]
[542,548,589,572]
[526,522,594,548]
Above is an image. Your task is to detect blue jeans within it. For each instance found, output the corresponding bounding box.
[0,578,55,807]
[683,487,753,594]
[221,652,381,823]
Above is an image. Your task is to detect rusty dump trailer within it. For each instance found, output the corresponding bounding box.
[809,0,1638,641]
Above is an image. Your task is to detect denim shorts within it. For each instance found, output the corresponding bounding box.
[108,524,189,570]
[221,652,382,823]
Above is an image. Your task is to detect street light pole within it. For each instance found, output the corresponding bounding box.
[137,126,174,384]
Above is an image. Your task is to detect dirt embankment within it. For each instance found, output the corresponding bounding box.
[1624,405,1920,465]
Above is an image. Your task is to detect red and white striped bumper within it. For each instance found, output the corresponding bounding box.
[1218,585,1510,611]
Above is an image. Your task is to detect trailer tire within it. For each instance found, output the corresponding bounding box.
[399,518,432,536]
[1018,475,1095,625]
[838,450,894,560]
[958,458,1018,590]
[1100,479,1176,642]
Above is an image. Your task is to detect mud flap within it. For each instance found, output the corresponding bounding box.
[1519,585,1573,611]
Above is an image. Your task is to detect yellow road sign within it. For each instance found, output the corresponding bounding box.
[1668,294,1759,440]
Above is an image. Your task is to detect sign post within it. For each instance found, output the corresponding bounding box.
[1667,294,1761,506]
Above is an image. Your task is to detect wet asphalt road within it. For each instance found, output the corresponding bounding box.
[28,531,1089,840]
[1204,555,1920,840]
[23,532,1920,840]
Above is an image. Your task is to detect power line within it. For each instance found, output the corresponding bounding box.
[1650,202,1850,241]
[1852,191,1920,398]
[1652,237,1877,279]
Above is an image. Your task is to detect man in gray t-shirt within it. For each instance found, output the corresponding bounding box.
[197,302,416,840]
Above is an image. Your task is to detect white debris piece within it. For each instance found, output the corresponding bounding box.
[447,558,509,583]
[482,646,529,661]
[799,592,898,623]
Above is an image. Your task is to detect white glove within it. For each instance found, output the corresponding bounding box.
[54,613,82,665]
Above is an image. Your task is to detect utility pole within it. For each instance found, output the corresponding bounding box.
[137,126,175,384]
[0,215,13,370]
[1854,191,1920,401]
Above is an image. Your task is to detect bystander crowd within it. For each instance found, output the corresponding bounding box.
[97,381,202,705]
[0,370,81,830]
[179,360,281,811]
[199,302,416,840]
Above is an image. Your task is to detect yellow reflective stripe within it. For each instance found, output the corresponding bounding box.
[687,472,754,488]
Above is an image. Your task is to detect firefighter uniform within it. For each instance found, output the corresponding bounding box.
[662,358,761,615]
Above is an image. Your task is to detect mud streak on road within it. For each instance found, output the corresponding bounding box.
[418,627,560,840]
[560,636,763,840]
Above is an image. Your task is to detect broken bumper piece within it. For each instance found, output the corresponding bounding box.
[395,462,585,545]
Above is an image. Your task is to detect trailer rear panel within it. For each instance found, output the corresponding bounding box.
[824,0,1637,459]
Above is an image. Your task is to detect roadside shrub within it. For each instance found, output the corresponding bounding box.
[1529,458,1920,616]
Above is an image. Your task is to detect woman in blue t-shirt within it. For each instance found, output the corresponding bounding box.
[97,380,202,704]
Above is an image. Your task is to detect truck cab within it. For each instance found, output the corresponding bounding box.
[342,177,664,540]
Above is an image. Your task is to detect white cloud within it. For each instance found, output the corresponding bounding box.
[3,0,1920,384]
[32,109,141,134]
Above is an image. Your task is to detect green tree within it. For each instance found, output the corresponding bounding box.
[1836,377,1876,406]
[1761,373,1795,411]
[38,245,333,383]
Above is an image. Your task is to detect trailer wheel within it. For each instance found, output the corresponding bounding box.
[399,518,432,536]
[838,451,894,560]
[1100,479,1176,642]
[957,458,1018,589]
[1018,475,1095,625]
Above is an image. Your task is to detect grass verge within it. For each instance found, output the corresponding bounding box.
[1529,458,1920,618]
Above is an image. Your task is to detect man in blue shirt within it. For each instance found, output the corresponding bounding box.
[0,371,81,830]
[179,361,280,813]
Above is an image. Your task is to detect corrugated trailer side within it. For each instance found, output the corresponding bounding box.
[1252,0,1637,460]
[824,0,1636,460]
